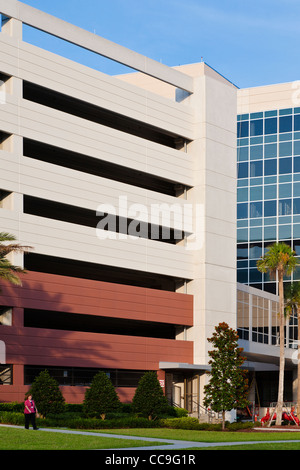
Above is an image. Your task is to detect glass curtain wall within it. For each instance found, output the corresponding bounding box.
[237,107,300,294]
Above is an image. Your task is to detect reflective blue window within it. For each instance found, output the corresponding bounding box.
[237,121,249,138]
[250,201,262,218]
[237,244,248,259]
[279,199,292,215]
[249,269,262,282]
[237,270,248,283]
[237,203,248,219]
[279,141,292,157]
[238,162,248,178]
[295,115,300,131]
[264,143,277,158]
[279,115,292,133]
[279,183,292,198]
[265,117,277,135]
[250,160,263,177]
[294,182,300,197]
[279,157,292,174]
[250,119,263,136]
[264,159,277,176]
[293,198,300,215]
[237,188,248,202]
[237,229,248,242]
[250,227,262,241]
[264,200,277,217]
[294,141,300,156]
[249,242,262,259]
[279,225,291,239]
[250,186,262,201]
[264,185,277,199]
[250,145,263,160]
[294,157,300,173]
[237,146,249,161]
[264,225,276,241]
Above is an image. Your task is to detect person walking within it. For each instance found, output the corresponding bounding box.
[24,394,39,430]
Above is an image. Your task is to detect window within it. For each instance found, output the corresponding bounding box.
[265,118,277,135]
[250,145,263,160]
[279,199,292,216]
[237,187,248,202]
[279,183,292,198]
[294,114,300,132]
[279,157,292,174]
[294,141,300,156]
[293,198,300,215]
[279,115,292,133]
[250,201,262,218]
[264,225,276,241]
[250,119,263,136]
[24,366,147,387]
[252,295,269,344]
[237,290,249,340]
[0,365,12,385]
[250,160,263,177]
[295,157,300,173]
[264,185,277,200]
[264,143,277,158]
[237,244,248,260]
[264,200,277,217]
[250,186,262,201]
[237,121,249,138]
[237,203,248,219]
[238,162,248,179]
[264,159,277,176]
[237,146,249,161]
[249,242,262,259]
[279,141,292,157]
[0,307,12,325]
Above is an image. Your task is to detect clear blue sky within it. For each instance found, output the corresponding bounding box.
[19,0,300,89]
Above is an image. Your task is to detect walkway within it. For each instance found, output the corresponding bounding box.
[2,424,300,450]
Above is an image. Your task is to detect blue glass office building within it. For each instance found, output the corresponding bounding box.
[237,106,300,294]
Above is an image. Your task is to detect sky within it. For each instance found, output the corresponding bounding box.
[15,0,300,89]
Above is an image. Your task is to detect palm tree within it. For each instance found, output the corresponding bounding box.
[0,232,31,290]
[257,242,298,426]
[285,282,300,417]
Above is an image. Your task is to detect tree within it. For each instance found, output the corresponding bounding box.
[28,369,65,417]
[83,371,121,419]
[257,242,298,425]
[285,282,300,416]
[203,322,249,431]
[132,371,169,420]
[0,232,31,290]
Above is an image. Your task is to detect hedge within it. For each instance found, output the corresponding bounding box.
[0,410,258,431]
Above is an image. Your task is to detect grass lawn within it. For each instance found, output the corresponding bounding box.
[0,426,164,450]
[100,427,300,450]
[102,427,300,443]
[2,425,300,450]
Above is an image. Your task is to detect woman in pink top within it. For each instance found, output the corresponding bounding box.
[24,395,38,430]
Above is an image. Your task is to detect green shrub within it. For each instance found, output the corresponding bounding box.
[132,371,169,420]
[83,371,121,419]
[174,408,188,418]
[160,417,201,430]
[0,402,23,413]
[28,369,65,417]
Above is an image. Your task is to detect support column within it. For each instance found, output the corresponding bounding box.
[1,16,22,39]
[13,307,24,328]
